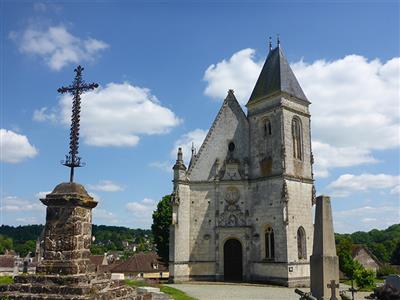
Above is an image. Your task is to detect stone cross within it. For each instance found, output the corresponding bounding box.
[327,279,339,300]
[58,65,98,182]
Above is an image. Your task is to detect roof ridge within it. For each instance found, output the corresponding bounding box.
[187,91,245,176]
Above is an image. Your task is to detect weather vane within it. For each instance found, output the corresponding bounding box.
[58,65,98,183]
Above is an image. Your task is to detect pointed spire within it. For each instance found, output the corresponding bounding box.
[177,147,183,162]
[173,147,187,178]
[269,36,272,52]
[277,34,280,47]
[247,42,308,105]
[191,142,196,156]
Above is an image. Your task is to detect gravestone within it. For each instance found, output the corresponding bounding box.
[310,195,339,300]
[386,275,400,290]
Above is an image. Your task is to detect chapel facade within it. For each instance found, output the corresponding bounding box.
[169,44,315,287]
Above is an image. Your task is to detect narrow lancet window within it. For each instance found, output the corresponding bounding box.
[263,119,272,137]
[265,227,275,259]
[292,117,302,159]
[297,226,307,260]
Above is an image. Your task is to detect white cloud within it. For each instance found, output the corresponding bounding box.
[203,50,400,177]
[16,217,39,224]
[1,196,44,212]
[171,129,207,165]
[333,205,399,232]
[391,185,400,195]
[126,198,157,227]
[88,180,124,192]
[93,208,118,224]
[34,191,51,199]
[292,56,400,151]
[0,129,38,163]
[328,173,400,196]
[10,25,108,70]
[150,129,207,172]
[149,161,173,172]
[40,82,182,147]
[33,107,57,122]
[312,141,378,178]
[33,2,47,12]
[204,48,262,103]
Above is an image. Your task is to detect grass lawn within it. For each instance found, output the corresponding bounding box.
[125,279,197,300]
[340,278,384,292]
[0,276,13,285]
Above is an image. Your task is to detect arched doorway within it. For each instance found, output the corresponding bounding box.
[224,239,242,281]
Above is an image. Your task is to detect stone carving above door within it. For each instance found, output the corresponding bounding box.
[218,186,245,227]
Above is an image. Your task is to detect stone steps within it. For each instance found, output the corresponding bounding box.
[0,291,88,300]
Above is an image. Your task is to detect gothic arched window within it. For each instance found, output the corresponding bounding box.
[265,227,275,259]
[263,119,272,137]
[292,117,302,160]
[297,226,307,260]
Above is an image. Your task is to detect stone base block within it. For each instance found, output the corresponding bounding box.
[0,273,170,300]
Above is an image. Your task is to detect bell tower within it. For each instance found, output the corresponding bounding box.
[246,41,314,287]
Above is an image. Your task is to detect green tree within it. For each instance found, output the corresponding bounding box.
[0,235,13,254]
[369,243,389,262]
[337,237,363,278]
[391,241,400,265]
[151,195,172,263]
[14,240,36,257]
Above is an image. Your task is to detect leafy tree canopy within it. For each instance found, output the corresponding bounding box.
[151,194,172,264]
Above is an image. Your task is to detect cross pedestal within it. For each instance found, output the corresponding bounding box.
[0,183,147,299]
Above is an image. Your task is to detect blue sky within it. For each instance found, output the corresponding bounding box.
[1,1,399,232]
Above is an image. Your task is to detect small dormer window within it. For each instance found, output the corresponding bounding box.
[228,142,235,152]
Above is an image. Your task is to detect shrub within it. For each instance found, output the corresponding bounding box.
[354,268,375,289]
[377,264,399,277]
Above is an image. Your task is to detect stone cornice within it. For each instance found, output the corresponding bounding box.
[185,173,314,185]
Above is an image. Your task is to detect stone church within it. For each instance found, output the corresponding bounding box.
[169,43,315,287]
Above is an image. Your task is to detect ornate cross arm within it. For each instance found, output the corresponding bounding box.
[58,65,98,183]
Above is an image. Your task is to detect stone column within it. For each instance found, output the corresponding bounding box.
[36,182,97,275]
[310,195,339,300]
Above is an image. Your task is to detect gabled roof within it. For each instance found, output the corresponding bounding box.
[187,89,248,177]
[247,46,308,105]
[351,244,382,265]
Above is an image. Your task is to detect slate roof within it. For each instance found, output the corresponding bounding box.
[247,46,308,105]
[109,252,167,273]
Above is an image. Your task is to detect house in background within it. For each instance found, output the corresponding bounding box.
[352,245,381,273]
[109,252,168,280]
[89,254,109,273]
[0,251,36,276]
[0,254,16,276]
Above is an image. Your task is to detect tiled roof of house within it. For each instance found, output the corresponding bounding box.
[0,255,15,268]
[351,244,382,266]
[89,255,107,266]
[109,252,167,273]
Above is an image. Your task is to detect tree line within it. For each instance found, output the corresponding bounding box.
[0,224,152,257]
